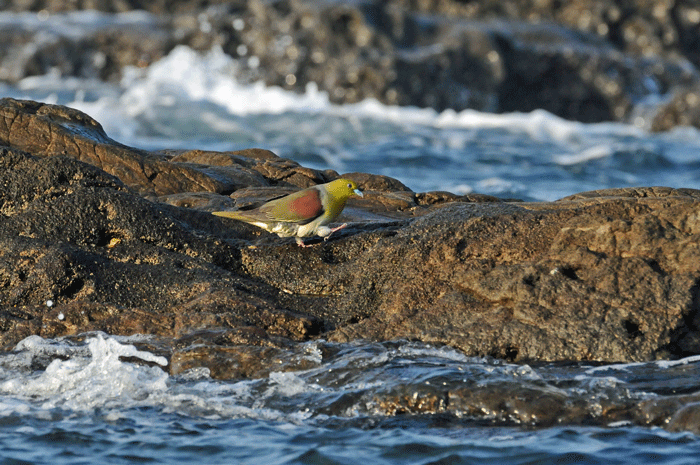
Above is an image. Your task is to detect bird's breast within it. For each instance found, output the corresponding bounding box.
[289,190,323,220]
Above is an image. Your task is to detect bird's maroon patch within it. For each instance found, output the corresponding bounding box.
[290,189,323,219]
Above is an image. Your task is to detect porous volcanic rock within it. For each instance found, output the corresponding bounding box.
[1,98,699,373]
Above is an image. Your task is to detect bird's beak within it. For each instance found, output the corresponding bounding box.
[354,188,364,198]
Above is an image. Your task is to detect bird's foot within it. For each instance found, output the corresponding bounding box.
[296,237,312,248]
[323,223,348,241]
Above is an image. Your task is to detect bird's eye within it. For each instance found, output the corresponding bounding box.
[347,183,352,188]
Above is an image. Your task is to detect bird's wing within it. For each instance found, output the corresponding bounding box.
[260,186,324,224]
[211,209,269,223]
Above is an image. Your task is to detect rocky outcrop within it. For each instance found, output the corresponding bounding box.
[1,1,700,128]
[2,97,700,429]
[1,97,699,369]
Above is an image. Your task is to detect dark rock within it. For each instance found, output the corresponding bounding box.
[373,382,586,426]
[1,99,699,367]
[170,331,322,379]
[667,402,700,434]
[0,98,342,196]
[0,9,173,82]
[343,171,413,192]
[2,99,700,435]
[324,196,700,362]
[415,190,503,204]
[367,368,700,429]
[650,87,700,132]
[0,143,322,349]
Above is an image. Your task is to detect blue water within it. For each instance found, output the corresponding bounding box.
[3,10,700,463]
[1,335,700,464]
[5,415,700,465]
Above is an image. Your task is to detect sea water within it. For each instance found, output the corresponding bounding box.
[1,334,700,464]
[3,11,700,464]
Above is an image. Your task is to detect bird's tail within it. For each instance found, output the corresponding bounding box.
[213,209,270,227]
[212,211,247,220]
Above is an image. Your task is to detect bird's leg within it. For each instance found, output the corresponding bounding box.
[296,237,312,247]
[323,223,348,241]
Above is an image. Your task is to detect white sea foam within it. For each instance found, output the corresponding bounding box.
[0,333,278,420]
[553,145,615,166]
[0,334,334,422]
[0,333,168,411]
[584,353,700,376]
[396,343,473,363]
[121,45,331,116]
[265,371,314,397]
[655,354,700,369]
[585,362,647,375]
[21,44,644,149]
[477,177,524,194]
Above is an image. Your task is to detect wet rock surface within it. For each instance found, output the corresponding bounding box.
[1,98,699,358]
[1,0,700,128]
[2,98,700,430]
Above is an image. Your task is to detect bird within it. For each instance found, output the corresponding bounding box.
[212,178,363,247]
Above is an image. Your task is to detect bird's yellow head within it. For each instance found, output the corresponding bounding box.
[327,179,364,200]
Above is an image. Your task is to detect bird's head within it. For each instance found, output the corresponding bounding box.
[327,179,364,200]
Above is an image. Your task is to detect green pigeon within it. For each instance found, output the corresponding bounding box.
[213,178,363,247]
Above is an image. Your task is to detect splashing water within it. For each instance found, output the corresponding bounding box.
[0,334,699,463]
